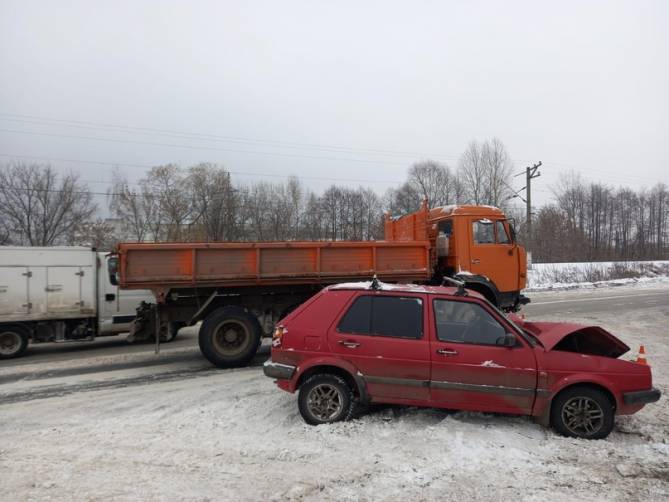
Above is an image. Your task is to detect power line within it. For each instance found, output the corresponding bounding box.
[0,112,460,160]
[0,128,434,167]
[0,153,405,185]
[1,112,665,185]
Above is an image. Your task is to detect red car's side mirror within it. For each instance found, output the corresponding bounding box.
[496,333,517,347]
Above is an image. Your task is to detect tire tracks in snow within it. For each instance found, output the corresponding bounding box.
[0,353,269,405]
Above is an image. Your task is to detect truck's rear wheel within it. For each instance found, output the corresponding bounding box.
[199,306,262,368]
[0,325,29,359]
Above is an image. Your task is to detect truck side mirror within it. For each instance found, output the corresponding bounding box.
[436,232,449,258]
[108,256,119,286]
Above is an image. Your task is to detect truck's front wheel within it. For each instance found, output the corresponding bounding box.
[199,306,262,368]
[0,325,29,359]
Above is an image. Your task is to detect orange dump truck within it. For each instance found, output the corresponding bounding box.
[112,202,528,368]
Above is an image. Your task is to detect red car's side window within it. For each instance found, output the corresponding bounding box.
[433,299,507,346]
[337,294,423,339]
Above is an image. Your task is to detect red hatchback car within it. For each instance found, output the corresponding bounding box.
[264,281,660,439]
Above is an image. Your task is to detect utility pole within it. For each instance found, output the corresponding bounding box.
[525,162,542,251]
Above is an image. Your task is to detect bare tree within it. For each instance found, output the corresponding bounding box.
[407,160,455,207]
[458,141,486,204]
[110,172,162,242]
[149,165,193,241]
[383,182,422,216]
[458,138,513,206]
[189,163,238,241]
[0,162,96,246]
[72,218,119,251]
[480,138,513,206]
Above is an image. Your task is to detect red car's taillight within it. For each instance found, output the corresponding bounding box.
[272,325,287,347]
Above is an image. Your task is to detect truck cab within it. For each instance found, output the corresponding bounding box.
[384,202,528,310]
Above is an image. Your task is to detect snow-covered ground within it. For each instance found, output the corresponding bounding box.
[1,284,668,501]
[527,260,669,291]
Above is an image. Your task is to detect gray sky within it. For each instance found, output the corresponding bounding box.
[1,0,667,210]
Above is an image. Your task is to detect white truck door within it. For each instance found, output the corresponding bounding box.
[46,267,81,314]
[0,267,30,315]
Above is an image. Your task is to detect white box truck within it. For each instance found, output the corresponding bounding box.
[0,246,157,359]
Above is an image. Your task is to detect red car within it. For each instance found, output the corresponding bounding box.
[264,281,660,439]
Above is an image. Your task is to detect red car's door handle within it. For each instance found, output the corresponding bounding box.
[339,340,361,349]
[436,348,458,356]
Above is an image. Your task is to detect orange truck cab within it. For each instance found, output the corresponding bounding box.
[385,202,528,310]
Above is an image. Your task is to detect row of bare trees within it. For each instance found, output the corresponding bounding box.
[532,176,668,262]
[1,137,667,261]
[109,164,383,243]
[385,138,514,214]
[0,163,96,246]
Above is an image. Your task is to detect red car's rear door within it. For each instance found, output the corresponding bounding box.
[328,292,430,402]
[429,297,537,414]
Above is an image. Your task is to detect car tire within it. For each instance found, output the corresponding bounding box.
[0,325,29,359]
[199,306,262,368]
[298,374,355,425]
[551,386,615,439]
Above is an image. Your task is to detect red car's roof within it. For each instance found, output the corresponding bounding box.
[328,281,486,300]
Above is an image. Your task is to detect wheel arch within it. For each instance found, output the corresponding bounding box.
[551,381,617,411]
[295,362,368,404]
[533,376,619,426]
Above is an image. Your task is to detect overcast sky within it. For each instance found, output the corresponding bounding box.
[1,0,667,210]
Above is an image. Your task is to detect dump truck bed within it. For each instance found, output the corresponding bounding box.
[116,241,432,295]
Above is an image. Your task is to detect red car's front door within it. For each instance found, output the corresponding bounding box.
[429,297,537,414]
[328,292,430,402]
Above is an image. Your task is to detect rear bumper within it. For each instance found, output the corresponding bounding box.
[623,388,661,406]
[263,359,296,380]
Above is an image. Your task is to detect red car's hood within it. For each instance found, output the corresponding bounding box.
[511,317,630,358]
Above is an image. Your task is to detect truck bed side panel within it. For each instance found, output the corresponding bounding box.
[118,241,431,291]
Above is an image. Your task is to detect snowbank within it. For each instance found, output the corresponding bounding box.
[527,260,669,292]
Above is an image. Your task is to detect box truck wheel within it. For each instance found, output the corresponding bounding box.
[199,307,262,368]
[0,325,29,359]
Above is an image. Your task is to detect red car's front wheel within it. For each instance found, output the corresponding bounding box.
[551,386,615,439]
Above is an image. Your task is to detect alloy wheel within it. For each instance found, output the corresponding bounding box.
[307,383,343,421]
[561,396,605,437]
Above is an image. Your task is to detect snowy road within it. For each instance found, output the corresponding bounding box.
[1,284,668,501]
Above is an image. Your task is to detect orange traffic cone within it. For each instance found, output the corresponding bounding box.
[636,345,648,365]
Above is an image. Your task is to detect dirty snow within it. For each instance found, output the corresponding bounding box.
[0,284,668,501]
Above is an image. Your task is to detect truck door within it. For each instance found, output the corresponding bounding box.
[0,267,30,315]
[46,267,82,314]
[468,219,519,293]
[328,292,431,402]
